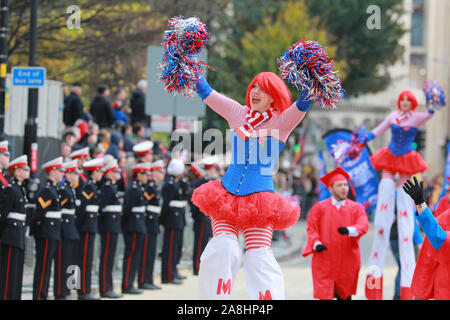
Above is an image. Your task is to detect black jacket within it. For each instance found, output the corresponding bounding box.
[143,180,160,234]
[32,179,62,241]
[63,92,85,126]
[0,178,29,250]
[130,89,147,125]
[76,180,100,233]
[58,181,80,241]
[122,180,147,234]
[98,179,122,233]
[160,176,188,229]
[90,94,115,128]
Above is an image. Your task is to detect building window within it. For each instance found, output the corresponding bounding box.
[411,0,425,47]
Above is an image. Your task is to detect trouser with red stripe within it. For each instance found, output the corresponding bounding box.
[161,227,183,282]
[193,220,213,275]
[32,237,58,300]
[138,232,158,286]
[122,232,144,291]
[53,239,77,298]
[0,244,24,300]
[77,232,96,296]
[99,232,119,294]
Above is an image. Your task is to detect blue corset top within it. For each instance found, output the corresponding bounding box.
[221,131,285,196]
[388,124,418,156]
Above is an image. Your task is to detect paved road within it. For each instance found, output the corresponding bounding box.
[21,223,401,300]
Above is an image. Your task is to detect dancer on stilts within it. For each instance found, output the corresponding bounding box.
[159,17,343,299]
[363,85,445,300]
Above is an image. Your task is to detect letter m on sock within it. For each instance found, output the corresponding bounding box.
[259,290,272,300]
[216,278,231,295]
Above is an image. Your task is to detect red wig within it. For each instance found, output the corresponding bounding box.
[245,72,292,113]
[397,89,418,111]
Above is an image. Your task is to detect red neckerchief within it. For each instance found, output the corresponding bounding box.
[396,110,413,125]
[235,107,273,141]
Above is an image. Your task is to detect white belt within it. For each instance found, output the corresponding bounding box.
[46,211,62,219]
[61,208,75,215]
[75,199,81,206]
[103,205,122,213]
[146,205,161,214]
[86,205,99,212]
[7,212,26,221]
[169,200,187,208]
[131,206,145,213]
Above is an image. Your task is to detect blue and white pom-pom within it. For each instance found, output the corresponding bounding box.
[423,80,446,111]
[278,39,343,109]
[159,16,211,97]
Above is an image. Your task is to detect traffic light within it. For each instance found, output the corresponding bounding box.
[414,130,426,152]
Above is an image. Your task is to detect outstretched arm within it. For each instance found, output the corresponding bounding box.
[278,90,312,142]
[365,112,393,142]
[195,75,246,129]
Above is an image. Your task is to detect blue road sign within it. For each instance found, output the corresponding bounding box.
[12,67,46,87]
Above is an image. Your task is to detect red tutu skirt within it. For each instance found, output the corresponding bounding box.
[191,180,300,230]
[370,147,428,175]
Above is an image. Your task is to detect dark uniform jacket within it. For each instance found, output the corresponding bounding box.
[0,178,29,250]
[98,179,122,233]
[76,179,99,233]
[143,180,160,234]
[0,171,9,234]
[189,177,210,223]
[160,175,188,229]
[122,180,147,234]
[32,179,62,241]
[58,181,80,241]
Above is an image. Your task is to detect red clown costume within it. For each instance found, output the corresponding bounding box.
[363,89,436,300]
[302,167,369,300]
[434,180,450,218]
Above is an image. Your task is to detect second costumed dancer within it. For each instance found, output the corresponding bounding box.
[159,17,343,299]
[363,88,443,300]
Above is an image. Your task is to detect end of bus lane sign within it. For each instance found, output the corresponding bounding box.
[12,67,46,87]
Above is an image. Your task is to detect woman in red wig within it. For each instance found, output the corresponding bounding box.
[363,89,435,300]
[192,71,311,299]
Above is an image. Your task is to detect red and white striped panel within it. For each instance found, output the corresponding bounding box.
[211,218,240,238]
[242,226,273,250]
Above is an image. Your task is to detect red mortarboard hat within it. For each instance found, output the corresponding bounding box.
[319,167,355,197]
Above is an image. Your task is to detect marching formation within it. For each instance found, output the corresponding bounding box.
[0,140,220,300]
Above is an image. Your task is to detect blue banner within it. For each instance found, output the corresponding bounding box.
[322,129,379,212]
[434,141,450,210]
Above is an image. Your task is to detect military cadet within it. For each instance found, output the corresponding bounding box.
[127,140,153,180]
[98,159,123,299]
[0,140,11,238]
[0,155,30,300]
[188,159,216,276]
[76,158,104,300]
[53,160,80,300]
[138,160,165,290]
[160,158,188,285]
[122,162,148,294]
[32,157,65,300]
[69,147,90,203]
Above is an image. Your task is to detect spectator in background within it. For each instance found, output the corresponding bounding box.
[132,122,146,144]
[130,79,148,126]
[120,124,136,154]
[105,131,123,162]
[63,82,84,127]
[98,129,111,154]
[113,88,129,124]
[60,142,72,162]
[90,84,115,129]
[62,129,77,148]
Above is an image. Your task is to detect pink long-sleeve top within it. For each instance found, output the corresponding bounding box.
[203,90,307,143]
